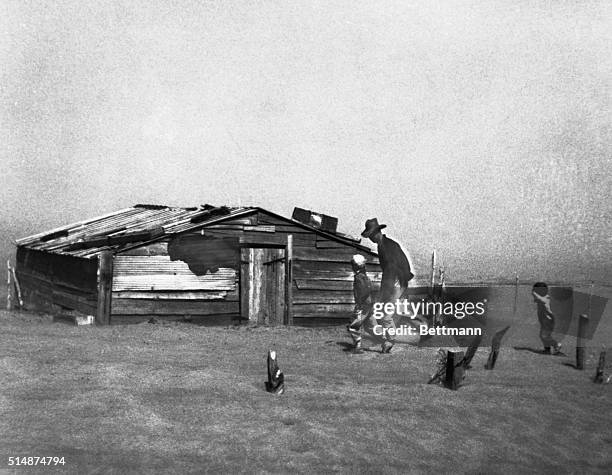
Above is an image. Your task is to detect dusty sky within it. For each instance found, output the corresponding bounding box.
[1,0,610,283]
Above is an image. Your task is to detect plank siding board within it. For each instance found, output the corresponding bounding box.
[111,299,239,315]
[19,277,54,309]
[17,269,96,294]
[110,314,240,325]
[16,249,99,314]
[201,230,241,238]
[294,260,353,273]
[205,224,245,230]
[53,289,97,313]
[293,289,354,304]
[112,275,236,291]
[295,279,353,291]
[113,255,236,291]
[292,303,354,316]
[292,317,351,327]
[293,247,379,264]
[120,242,169,256]
[215,217,254,225]
[15,271,54,290]
[112,289,238,301]
[293,269,383,281]
[239,235,288,247]
[255,214,292,226]
[243,225,275,233]
[294,260,382,277]
[291,235,316,246]
[315,240,350,249]
[202,229,315,247]
[16,247,98,293]
[267,225,312,234]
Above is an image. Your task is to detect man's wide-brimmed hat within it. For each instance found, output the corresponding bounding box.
[361,218,386,238]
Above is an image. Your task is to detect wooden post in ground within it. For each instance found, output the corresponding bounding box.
[430,249,436,297]
[593,349,606,383]
[576,314,589,370]
[11,267,23,308]
[512,274,519,319]
[444,350,464,390]
[96,250,113,325]
[6,259,12,310]
[485,325,511,370]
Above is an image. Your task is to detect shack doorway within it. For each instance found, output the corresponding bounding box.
[240,247,287,325]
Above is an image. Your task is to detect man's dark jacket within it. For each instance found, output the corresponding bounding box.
[378,235,414,302]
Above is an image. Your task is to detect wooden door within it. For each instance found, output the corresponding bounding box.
[240,247,286,325]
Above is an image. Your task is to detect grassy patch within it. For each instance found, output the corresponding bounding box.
[0,309,611,473]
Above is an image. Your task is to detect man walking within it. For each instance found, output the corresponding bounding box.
[361,218,415,353]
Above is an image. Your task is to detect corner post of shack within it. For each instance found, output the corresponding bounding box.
[96,250,113,325]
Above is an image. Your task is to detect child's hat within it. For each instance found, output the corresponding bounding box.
[351,254,367,267]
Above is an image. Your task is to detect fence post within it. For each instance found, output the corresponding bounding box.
[6,259,12,310]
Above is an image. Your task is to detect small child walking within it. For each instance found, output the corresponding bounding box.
[347,254,373,354]
[532,282,562,355]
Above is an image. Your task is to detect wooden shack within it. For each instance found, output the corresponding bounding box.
[14,204,382,326]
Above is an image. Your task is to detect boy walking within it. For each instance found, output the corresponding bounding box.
[532,282,562,355]
[347,254,373,354]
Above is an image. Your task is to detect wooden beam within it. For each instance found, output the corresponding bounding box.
[239,248,249,324]
[96,250,113,325]
[11,267,23,308]
[6,259,12,310]
[430,249,436,297]
[286,235,293,325]
[295,279,353,291]
[111,299,239,315]
[239,235,287,247]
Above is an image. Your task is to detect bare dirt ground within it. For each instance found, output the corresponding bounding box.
[1,303,611,474]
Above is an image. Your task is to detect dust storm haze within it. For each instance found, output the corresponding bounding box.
[1,0,610,283]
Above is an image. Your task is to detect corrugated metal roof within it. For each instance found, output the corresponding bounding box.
[16,204,374,257]
[16,205,254,258]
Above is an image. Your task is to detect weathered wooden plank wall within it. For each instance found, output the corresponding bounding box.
[291,236,381,325]
[190,211,381,326]
[17,210,382,326]
[15,247,98,315]
[250,211,380,325]
[111,236,240,323]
